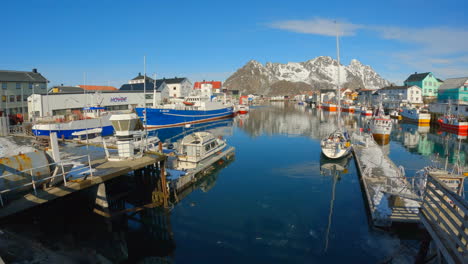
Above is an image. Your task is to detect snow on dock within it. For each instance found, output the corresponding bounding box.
[351,133,421,227]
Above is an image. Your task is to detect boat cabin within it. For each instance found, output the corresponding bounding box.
[177,132,226,169]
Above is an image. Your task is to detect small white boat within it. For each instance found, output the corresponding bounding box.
[176,131,227,169]
[321,130,352,159]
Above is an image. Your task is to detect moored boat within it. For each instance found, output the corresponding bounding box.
[437,116,468,136]
[321,130,352,159]
[175,131,228,170]
[341,104,355,113]
[322,102,338,112]
[236,104,249,114]
[360,106,373,116]
[32,107,114,139]
[136,93,234,129]
[369,104,392,145]
[401,107,431,126]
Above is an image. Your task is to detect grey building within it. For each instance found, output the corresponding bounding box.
[0,68,48,117]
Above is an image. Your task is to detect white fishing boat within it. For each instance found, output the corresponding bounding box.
[175,131,227,170]
[401,107,431,126]
[368,103,392,145]
[320,23,352,159]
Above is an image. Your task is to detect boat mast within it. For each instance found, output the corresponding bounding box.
[143,55,148,150]
[335,21,341,110]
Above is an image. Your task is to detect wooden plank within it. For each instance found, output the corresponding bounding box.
[421,206,465,263]
[427,177,468,215]
[425,184,468,242]
[420,213,460,264]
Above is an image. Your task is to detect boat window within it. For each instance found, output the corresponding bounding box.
[205,145,210,151]
[211,142,216,148]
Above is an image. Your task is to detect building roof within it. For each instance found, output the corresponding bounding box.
[438,77,468,90]
[120,80,165,91]
[437,78,443,82]
[380,85,414,90]
[0,69,48,83]
[131,73,155,82]
[50,86,84,93]
[78,85,117,91]
[163,77,187,84]
[194,81,222,89]
[404,72,431,83]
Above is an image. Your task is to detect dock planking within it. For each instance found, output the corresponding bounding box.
[0,153,165,219]
[351,133,421,227]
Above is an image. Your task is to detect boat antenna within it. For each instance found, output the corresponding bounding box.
[143,55,148,151]
[84,72,89,148]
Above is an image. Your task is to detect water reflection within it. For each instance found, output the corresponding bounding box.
[240,103,468,166]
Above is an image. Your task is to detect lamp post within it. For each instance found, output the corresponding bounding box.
[31,84,39,122]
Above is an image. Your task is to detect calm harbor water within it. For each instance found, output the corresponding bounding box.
[3,102,467,263]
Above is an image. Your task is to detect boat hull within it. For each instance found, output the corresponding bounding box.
[136,107,235,129]
[322,104,337,112]
[401,115,431,126]
[32,117,113,139]
[438,121,468,136]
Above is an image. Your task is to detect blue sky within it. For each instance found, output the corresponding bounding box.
[1,0,467,87]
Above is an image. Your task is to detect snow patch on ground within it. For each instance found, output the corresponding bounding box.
[0,137,36,158]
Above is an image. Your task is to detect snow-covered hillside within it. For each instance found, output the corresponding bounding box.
[224,56,390,95]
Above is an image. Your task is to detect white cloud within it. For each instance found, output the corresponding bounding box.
[269,17,468,79]
[269,18,362,36]
[373,26,468,55]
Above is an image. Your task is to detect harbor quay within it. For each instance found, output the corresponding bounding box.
[0,102,466,263]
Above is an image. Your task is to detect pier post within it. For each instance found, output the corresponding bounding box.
[94,182,111,218]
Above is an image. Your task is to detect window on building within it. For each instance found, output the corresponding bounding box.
[16,95,21,102]
[1,96,6,102]
[40,83,46,89]
[1,83,6,89]
[424,81,427,86]
[9,95,15,102]
[16,83,21,89]
[29,83,33,89]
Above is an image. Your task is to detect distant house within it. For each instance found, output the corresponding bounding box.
[120,78,167,105]
[437,77,468,104]
[404,72,441,99]
[164,77,192,98]
[194,81,222,93]
[357,89,378,106]
[0,68,48,118]
[378,85,423,109]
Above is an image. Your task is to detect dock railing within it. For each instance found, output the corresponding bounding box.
[0,154,93,207]
[420,173,468,264]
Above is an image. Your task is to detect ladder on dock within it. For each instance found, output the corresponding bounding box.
[419,173,468,264]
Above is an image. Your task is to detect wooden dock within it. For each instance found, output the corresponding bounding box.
[0,153,165,219]
[351,133,421,227]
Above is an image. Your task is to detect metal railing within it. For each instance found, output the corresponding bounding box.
[0,154,93,207]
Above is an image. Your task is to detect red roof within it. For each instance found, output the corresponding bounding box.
[78,85,117,91]
[194,81,222,89]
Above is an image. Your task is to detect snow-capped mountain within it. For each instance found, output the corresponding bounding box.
[224,56,390,95]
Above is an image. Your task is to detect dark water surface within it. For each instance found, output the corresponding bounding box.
[3,102,467,263]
